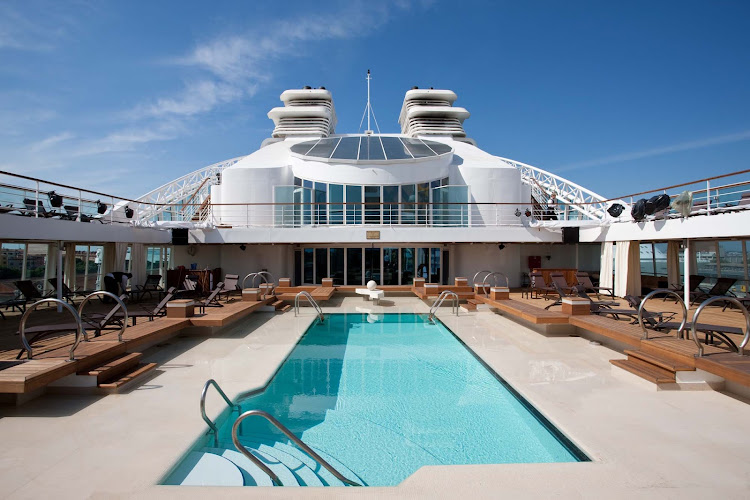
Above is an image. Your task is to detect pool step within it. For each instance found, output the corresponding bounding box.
[97,362,158,393]
[202,447,300,486]
[164,451,244,486]
[81,352,142,384]
[611,349,696,386]
[272,301,291,312]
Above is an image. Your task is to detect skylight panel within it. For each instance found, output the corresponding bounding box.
[382,137,413,160]
[331,137,361,159]
[358,135,386,161]
[306,137,340,158]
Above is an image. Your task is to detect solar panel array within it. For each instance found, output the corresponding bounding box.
[290,136,452,161]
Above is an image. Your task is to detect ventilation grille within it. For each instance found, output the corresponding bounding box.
[268,89,337,138]
[398,89,469,139]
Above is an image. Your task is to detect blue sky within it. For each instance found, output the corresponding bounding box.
[1,0,748,199]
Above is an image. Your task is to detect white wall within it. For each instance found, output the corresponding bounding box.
[451,243,522,287]
[173,244,293,283]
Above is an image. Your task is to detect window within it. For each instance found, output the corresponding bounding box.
[347,248,362,285]
[346,185,362,224]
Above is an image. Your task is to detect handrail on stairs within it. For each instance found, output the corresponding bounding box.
[200,379,240,447]
[18,298,84,361]
[231,409,361,487]
[294,291,324,321]
[429,290,459,321]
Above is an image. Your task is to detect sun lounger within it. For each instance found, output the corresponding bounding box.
[117,287,176,325]
[194,282,225,313]
[576,272,614,298]
[218,274,241,301]
[134,274,164,301]
[13,280,50,311]
[47,278,97,304]
[549,273,576,294]
[529,272,555,299]
[22,198,60,218]
[690,277,737,305]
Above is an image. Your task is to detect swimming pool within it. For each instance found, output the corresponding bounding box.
[164,313,587,487]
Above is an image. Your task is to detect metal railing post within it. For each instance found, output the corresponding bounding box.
[706,180,711,215]
[35,181,39,217]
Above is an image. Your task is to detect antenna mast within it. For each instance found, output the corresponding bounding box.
[366,69,372,134]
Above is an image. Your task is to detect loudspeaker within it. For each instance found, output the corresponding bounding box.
[562,227,579,244]
[172,228,189,245]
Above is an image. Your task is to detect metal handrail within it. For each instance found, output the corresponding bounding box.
[472,270,491,291]
[429,290,459,321]
[638,289,688,340]
[231,409,361,487]
[691,296,750,357]
[294,291,324,321]
[241,272,259,289]
[77,291,128,342]
[252,272,275,299]
[200,379,240,447]
[480,272,509,296]
[19,298,83,360]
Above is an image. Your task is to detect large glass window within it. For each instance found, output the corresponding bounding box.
[383,248,399,285]
[303,248,314,284]
[401,184,415,224]
[694,241,718,286]
[315,182,327,224]
[330,248,344,285]
[719,240,745,293]
[25,244,48,292]
[346,185,362,224]
[383,186,398,224]
[347,248,362,285]
[329,184,344,225]
[364,186,381,224]
[315,248,327,284]
[416,247,429,280]
[365,247,381,284]
[430,248,441,283]
[417,183,429,224]
[401,248,415,285]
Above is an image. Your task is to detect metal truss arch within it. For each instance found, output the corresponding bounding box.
[133,156,246,223]
[499,156,619,221]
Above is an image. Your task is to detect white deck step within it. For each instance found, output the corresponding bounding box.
[165,451,243,486]
[202,447,300,486]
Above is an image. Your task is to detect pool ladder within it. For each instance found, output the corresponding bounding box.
[294,291,324,322]
[199,379,359,486]
[240,271,276,299]
[429,290,459,322]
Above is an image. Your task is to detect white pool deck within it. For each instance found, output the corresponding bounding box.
[0,297,749,498]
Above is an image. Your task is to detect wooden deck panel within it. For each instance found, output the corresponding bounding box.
[568,315,646,347]
[695,353,750,387]
[189,299,270,327]
[481,297,569,324]
[0,359,73,393]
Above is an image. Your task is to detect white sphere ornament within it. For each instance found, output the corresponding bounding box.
[367,280,377,290]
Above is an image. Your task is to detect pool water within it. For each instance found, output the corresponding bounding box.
[167,313,587,486]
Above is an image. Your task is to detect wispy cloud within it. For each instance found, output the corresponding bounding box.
[30,132,74,151]
[0,1,82,51]
[557,130,750,172]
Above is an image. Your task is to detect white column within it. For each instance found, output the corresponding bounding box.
[683,239,690,312]
[56,241,63,312]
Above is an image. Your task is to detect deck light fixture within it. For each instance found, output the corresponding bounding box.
[48,191,63,207]
[607,203,624,217]
[525,208,532,217]
[515,208,521,217]
[96,200,107,214]
[498,244,506,251]
[239,244,246,251]
[124,206,134,219]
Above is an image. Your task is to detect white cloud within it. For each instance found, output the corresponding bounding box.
[30,132,74,151]
[557,130,750,172]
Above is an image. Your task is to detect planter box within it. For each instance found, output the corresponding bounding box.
[454,277,468,287]
[278,278,291,287]
[321,278,334,288]
[166,299,195,318]
[490,287,510,300]
[562,297,590,315]
[242,289,261,301]
[424,283,440,296]
[413,277,426,288]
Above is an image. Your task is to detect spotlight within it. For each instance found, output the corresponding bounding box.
[498,244,506,251]
[124,206,134,219]
[545,255,552,261]
[514,208,521,217]
[239,244,246,251]
[96,200,107,214]
[48,191,63,208]
[524,208,531,217]
[607,203,624,217]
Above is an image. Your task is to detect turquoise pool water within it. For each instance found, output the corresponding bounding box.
[170,313,587,486]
